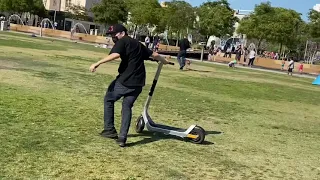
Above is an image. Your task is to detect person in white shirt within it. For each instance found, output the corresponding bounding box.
[54,22,58,29]
[248,49,256,67]
[145,35,150,49]
[287,58,295,76]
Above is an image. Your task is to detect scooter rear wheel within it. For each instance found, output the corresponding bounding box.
[188,126,205,144]
[135,115,145,133]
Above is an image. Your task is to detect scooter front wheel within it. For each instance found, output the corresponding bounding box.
[188,126,205,144]
[135,115,145,133]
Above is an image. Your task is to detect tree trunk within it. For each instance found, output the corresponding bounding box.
[279,42,283,56]
[257,37,262,50]
[176,30,180,47]
[133,24,138,39]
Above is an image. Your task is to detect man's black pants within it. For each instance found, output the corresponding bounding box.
[104,80,142,139]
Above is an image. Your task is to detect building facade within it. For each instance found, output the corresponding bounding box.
[42,0,100,15]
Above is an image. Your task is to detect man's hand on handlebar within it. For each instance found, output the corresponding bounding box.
[151,52,173,65]
[163,57,171,65]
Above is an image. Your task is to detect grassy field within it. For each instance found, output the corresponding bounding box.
[0,31,320,180]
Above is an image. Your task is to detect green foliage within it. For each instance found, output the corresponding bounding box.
[91,0,128,25]
[0,0,47,17]
[0,0,29,13]
[237,2,304,52]
[308,9,320,40]
[30,0,47,17]
[126,0,161,26]
[197,0,238,37]
[237,2,275,47]
[163,0,195,32]
[66,4,90,21]
[269,8,303,50]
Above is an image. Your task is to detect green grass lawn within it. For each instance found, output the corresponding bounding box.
[1,31,320,180]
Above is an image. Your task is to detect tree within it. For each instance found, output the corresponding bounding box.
[0,0,27,14]
[30,0,47,17]
[197,0,238,38]
[125,0,162,36]
[66,4,90,21]
[308,9,320,40]
[237,2,275,48]
[0,0,10,12]
[164,1,195,35]
[12,0,33,14]
[303,9,320,62]
[237,2,303,54]
[268,8,303,53]
[0,0,46,16]
[91,0,128,25]
[126,0,161,26]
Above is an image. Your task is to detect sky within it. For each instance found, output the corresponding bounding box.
[161,0,319,21]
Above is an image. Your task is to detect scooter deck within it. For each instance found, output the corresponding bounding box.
[148,120,187,132]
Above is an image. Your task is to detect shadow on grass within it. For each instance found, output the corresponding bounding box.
[126,130,222,147]
[185,68,212,73]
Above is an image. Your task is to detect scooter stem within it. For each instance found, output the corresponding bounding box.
[145,62,163,111]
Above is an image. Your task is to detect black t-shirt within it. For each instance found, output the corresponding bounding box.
[109,36,153,87]
[179,38,191,51]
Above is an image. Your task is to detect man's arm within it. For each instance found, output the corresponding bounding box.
[89,53,120,72]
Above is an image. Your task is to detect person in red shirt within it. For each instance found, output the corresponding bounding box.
[299,62,304,74]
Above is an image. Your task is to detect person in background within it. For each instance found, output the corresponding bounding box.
[145,35,150,49]
[243,47,249,64]
[177,36,191,70]
[248,48,256,67]
[155,41,160,52]
[287,58,295,76]
[228,59,237,68]
[223,43,229,58]
[226,46,232,58]
[54,22,58,30]
[208,40,217,61]
[152,35,159,51]
[281,59,285,70]
[235,45,242,62]
[299,61,304,74]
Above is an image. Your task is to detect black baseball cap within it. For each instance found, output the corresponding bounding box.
[106,24,127,35]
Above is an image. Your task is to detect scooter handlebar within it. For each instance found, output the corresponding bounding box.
[147,57,175,65]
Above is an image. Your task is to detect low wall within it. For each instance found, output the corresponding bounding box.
[214,53,320,75]
[158,44,180,51]
[9,24,113,45]
[9,24,182,51]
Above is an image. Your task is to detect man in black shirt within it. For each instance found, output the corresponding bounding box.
[89,24,170,147]
[177,36,191,70]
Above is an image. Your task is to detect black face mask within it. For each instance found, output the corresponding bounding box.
[112,36,119,43]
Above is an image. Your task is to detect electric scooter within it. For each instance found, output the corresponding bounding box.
[135,58,206,144]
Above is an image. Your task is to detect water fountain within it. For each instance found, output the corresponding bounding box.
[40,18,54,37]
[71,23,88,34]
[8,14,25,25]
